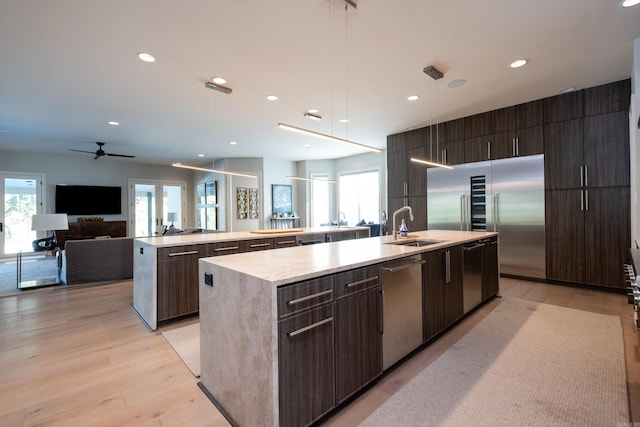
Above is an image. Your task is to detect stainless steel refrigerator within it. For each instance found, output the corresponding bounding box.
[427,154,545,279]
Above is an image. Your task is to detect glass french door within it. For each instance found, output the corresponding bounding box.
[129,180,186,237]
[1,173,44,256]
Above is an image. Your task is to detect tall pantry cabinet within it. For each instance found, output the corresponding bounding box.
[544,80,631,289]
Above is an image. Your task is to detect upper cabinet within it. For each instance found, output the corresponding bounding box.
[583,80,631,117]
[463,100,544,162]
[543,90,584,124]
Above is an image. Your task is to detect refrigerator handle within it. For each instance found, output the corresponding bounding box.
[459,195,465,231]
[492,193,500,231]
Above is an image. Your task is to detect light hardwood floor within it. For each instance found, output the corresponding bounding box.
[0,278,638,426]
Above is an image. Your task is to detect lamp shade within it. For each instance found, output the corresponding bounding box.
[31,214,69,231]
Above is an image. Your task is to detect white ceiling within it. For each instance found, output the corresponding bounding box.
[1,0,639,166]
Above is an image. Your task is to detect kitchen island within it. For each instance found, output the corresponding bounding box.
[198,229,499,427]
[132,226,370,330]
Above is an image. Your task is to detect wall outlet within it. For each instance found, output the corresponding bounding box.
[204,272,213,287]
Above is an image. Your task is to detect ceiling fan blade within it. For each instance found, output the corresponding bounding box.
[69,149,97,154]
[105,153,136,158]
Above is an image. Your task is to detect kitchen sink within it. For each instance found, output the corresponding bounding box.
[386,239,443,247]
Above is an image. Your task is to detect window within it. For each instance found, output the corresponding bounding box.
[338,170,380,226]
[311,173,331,227]
[197,181,218,230]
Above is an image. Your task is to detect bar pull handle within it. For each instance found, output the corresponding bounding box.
[382,259,426,273]
[584,165,588,187]
[585,189,589,211]
[277,240,296,245]
[443,149,448,164]
[515,137,519,156]
[214,246,240,252]
[288,317,333,337]
[379,290,384,334]
[512,138,516,156]
[168,250,199,257]
[580,189,584,211]
[404,182,408,196]
[249,243,272,248]
[0,222,3,232]
[346,276,379,288]
[445,250,451,284]
[287,289,333,306]
[580,166,584,187]
[487,141,491,159]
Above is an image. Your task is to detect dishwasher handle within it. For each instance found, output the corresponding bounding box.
[463,242,485,251]
[382,258,426,273]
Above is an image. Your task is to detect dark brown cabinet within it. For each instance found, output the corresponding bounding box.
[242,237,274,252]
[277,264,383,426]
[278,304,335,427]
[543,90,584,124]
[583,111,630,188]
[334,267,382,404]
[546,187,630,289]
[423,245,463,342]
[157,245,204,322]
[544,119,584,190]
[583,79,631,117]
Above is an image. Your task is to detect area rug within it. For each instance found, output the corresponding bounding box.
[362,298,629,426]
[162,322,200,377]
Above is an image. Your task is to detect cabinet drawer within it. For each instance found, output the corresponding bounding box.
[278,277,334,318]
[274,236,298,248]
[157,245,205,262]
[243,238,274,252]
[334,265,381,299]
[206,241,242,257]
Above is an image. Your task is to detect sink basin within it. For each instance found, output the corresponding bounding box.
[386,239,443,247]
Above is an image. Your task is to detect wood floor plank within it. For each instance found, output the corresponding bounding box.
[1,277,638,426]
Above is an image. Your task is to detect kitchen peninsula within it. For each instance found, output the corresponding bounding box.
[132,226,370,330]
[198,229,499,427]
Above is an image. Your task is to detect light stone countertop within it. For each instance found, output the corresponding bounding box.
[134,226,369,248]
[200,229,498,286]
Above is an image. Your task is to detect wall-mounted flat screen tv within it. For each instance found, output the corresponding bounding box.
[55,185,122,215]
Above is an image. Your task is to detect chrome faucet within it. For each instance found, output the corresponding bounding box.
[338,211,346,227]
[392,206,414,240]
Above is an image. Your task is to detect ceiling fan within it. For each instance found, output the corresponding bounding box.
[69,142,135,159]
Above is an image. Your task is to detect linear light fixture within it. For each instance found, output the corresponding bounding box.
[205,81,232,94]
[278,123,381,153]
[172,163,257,178]
[286,175,337,183]
[410,157,453,170]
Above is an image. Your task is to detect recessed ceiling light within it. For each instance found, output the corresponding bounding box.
[307,108,319,114]
[212,77,226,85]
[339,119,350,123]
[137,52,156,63]
[558,86,576,94]
[108,121,120,126]
[229,141,237,145]
[407,95,419,101]
[266,95,278,101]
[198,153,205,157]
[622,0,640,6]
[448,79,466,88]
[510,59,528,68]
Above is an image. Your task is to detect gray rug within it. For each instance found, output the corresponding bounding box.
[0,255,60,295]
[362,298,629,426]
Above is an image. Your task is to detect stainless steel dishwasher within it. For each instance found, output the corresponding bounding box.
[463,241,485,313]
[382,255,425,370]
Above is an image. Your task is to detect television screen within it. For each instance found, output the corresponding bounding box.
[55,185,122,215]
